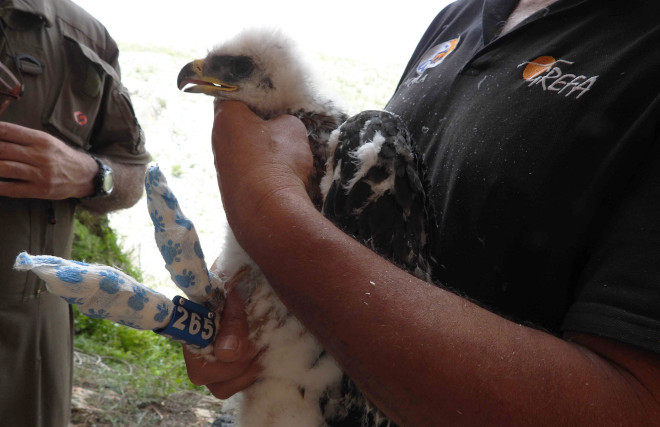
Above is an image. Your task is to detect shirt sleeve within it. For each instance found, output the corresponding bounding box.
[563,135,660,354]
[89,45,150,164]
[90,77,150,165]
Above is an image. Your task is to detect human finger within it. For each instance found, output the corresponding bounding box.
[0,121,41,146]
[203,359,261,400]
[213,289,256,363]
[182,343,255,386]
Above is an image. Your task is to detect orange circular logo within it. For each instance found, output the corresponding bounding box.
[74,111,88,126]
[522,56,556,80]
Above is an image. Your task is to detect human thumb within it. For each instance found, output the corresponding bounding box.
[214,290,250,363]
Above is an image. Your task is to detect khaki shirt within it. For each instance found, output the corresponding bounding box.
[0,0,150,304]
[0,2,150,425]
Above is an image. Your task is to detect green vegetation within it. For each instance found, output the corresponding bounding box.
[72,210,202,397]
[72,210,143,280]
[171,163,184,178]
[71,210,220,425]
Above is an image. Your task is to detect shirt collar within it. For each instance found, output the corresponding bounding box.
[482,0,519,44]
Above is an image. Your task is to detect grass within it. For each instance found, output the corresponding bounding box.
[73,306,192,397]
[71,210,217,425]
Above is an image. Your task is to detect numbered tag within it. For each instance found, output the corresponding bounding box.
[155,296,216,348]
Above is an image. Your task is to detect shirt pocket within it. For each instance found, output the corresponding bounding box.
[45,35,120,150]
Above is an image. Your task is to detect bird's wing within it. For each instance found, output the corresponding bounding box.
[294,107,348,209]
[322,110,434,281]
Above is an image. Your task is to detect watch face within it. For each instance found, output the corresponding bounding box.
[102,170,114,194]
[84,157,114,200]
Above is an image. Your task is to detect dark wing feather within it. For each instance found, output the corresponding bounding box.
[319,111,435,427]
[322,110,434,281]
[294,107,348,209]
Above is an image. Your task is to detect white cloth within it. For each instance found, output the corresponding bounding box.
[14,252,173,331]
[145,165,223,309]
[13,165,223,347]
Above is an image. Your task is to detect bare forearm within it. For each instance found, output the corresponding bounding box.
[234,191,659,426]
[208,103,658,425]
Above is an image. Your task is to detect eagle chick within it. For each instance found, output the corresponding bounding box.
[178,28,432,427]
[179,28,345,208]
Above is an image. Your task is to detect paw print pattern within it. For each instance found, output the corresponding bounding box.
[145,166,162,201]
[160,240,182,265]
[154,302,170,323]
[150,209,165,233]
[175,269,195,289]
[162,190,179,210]
[99,270,124,294]
[85,308,110,319]
[14,253,34,268]
[14,252,178,334]
[56,265,88,284]
[193,240,205,259]
[127,285,149,311]
[144,165,216,307]
[175,212,193,231]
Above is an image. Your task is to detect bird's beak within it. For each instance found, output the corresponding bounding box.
[177,59,238,94]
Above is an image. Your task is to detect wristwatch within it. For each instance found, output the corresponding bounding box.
[85,155,114,199]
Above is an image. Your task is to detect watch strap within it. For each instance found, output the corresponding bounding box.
[83,155,113,200]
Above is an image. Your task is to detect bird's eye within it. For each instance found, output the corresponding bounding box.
[230,58,254,78]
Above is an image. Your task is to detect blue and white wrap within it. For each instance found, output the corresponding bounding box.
[14,252,174,331]
[145,165,224,311]
[13,165,225,349]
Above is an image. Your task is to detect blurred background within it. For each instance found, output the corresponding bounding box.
[74,0,447,62]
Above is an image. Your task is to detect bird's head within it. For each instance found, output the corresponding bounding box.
[177,29,316,118]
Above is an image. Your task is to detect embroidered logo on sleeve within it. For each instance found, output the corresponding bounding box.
[74,111,88,126]
[404,38,460,87]
[518,55,599,99]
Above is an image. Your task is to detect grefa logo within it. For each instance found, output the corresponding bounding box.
[417,38,460,74]
[404,38,460,87]
[518,56,598,99]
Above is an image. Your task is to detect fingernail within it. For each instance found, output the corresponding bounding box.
[219,335,238,352]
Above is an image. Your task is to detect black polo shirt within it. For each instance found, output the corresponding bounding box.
[386,0,660,353]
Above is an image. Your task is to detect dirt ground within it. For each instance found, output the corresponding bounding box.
[71,386,223,427]
[70,349,231,427]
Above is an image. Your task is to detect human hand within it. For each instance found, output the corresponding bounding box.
[0,121,97,199]
[211,101,313,231]
[183,289,261,399]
